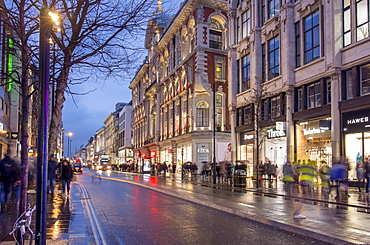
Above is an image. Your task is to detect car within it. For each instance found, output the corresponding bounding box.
[72,162,83,173]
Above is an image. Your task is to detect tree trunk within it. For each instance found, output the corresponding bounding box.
[48,63,70,157]
[19,49,30,215]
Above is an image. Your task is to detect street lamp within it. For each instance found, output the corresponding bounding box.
[67,132,73,158]
[36,7,60,245]
[181,147,184,180]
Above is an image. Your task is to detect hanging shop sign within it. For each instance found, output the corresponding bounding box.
[343,109,370,134]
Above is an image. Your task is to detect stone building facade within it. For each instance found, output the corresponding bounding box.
[228,0,370,178]
[129,0,231,173]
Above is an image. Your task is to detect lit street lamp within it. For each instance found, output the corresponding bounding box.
[67,132,73,158]
[35,8,60,245]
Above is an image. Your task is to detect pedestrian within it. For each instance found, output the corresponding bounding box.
[48,154,58,195]
[161,162,168,176]
[356,160,365,192]
[13,156,22,205]
[319,161,331,193]
[0,153,19,212]
[283,161,296,187]
[365,158,370,195]
[59,159,73,195]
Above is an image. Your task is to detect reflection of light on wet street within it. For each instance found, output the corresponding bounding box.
[238,203,255,208]
[107,170,112,176]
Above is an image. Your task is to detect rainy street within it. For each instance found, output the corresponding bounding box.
[76,170,328,245]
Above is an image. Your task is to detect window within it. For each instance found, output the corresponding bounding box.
[216,94,223,130]
[268,36,280,80]
[216,94,222,107]
[210,19,223,50]
[215,60,224,80]
[345,70,353,99]
[343,0,351,46]
[360,64,370,95]
[304,10,320,64]
[236,17,240,43]
[261,0,266,25]
[262,43,266,82]
[242,54,251,91]
[243,105,253,125]
[297,88,302,111]
[307,82,321,109]
[261,100,269,120]
[237,59,240,93]
[325,78,331,104]
[295,22,301,68]
[268,0,279,19]
[242,10,250,39]
[196,102,209,127]
[357,0,370,41]
[271,96,281,118]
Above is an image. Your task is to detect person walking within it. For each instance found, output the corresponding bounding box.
[59,159,73,195]
[356,160,366,192]
[0,153,19,212]
[47,154,58,195]
[319,161,331,193]
[365,158,370,195]
[283,161,296,188]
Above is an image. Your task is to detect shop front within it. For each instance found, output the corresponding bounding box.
[295,117,332,167]
[343,109,370,179]
[262,125,287,179]
[238,131,254,177]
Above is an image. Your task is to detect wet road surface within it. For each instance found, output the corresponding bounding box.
[77,170,329,245]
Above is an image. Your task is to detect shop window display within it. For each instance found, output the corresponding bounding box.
[295,118,332,167]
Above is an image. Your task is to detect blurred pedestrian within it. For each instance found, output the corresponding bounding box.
[59,159,73,195]
[283,162,295,185]
[13,156,22,205]
[356,160,366,192]
[319,161,331,193]
[0,153,19,212]
[297,160,316,192]
[365,158,370,195]
[48,154,58,195]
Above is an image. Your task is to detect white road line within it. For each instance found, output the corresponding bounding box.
[76,183,108,245]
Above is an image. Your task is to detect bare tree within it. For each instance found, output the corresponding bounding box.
[0,0,39,215]
[48,0,156,157]
[243,78,278,187]
[0,0,158,214]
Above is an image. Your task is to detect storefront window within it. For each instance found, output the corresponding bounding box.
[295,118,332,166]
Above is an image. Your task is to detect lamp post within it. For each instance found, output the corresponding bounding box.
[35,7,52,245]
[212,82,217,184]
[67,132,73,158]
[181,147,184,180]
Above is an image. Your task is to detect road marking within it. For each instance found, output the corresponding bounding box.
[76,183,107,245]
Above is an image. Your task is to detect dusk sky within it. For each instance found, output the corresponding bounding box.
[62,0,182,157]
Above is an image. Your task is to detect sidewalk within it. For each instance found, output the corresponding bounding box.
[0,181,90,245]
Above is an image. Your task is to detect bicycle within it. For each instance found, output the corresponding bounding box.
[0,204,36,245]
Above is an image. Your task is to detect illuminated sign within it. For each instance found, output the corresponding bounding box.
[303,128,326,135]
[267,128,286,138]
[244,134,254,140]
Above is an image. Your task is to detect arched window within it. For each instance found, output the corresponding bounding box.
[196,101,209,127]
[209,18,223,50]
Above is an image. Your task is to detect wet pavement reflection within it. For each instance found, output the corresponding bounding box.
[0,182,71,242]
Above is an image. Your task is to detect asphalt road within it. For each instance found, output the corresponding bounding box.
[76,170,329,245]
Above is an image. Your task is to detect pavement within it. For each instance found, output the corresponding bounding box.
[0,171,369,244]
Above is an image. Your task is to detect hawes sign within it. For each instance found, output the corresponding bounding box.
[343,110,370,133]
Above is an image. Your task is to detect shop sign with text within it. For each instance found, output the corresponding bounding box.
[267,128,286,138]
[343,110,370,133]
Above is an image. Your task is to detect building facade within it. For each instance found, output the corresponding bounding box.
[130,0,231,173]
[117,101,133,165]
[228,0,370,178]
